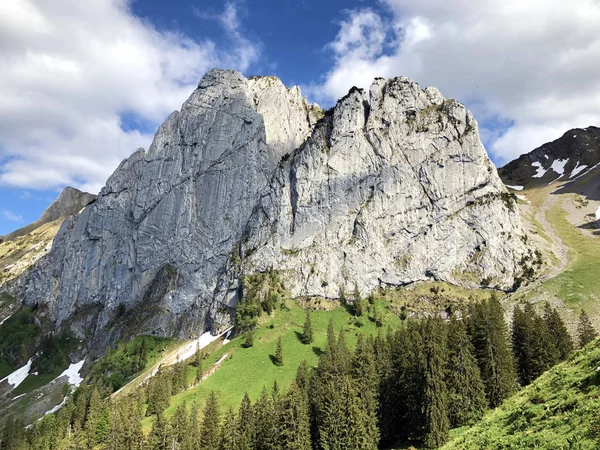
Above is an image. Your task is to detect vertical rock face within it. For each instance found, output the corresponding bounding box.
[221,78,530,301]
[11,70,531,344]
[13,70,319,340]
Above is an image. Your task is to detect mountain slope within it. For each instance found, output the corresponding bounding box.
[5,70,531,356]
[498,126,600,189]
[0,187,95,294]
[443,339,600,449]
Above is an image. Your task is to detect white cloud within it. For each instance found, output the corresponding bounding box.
[310,1,600,165]
[2,210,24,223]
[0,0,260,192]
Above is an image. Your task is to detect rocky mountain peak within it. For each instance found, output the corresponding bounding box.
[39,187,96,223]
[6,69,532,349]
[499,126,600,189]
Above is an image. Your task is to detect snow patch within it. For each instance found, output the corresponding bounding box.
[44,397,67,416]
[56,359,85,386]
[596,206,600,222]
[222,339,231,346]
[505,185,524,191]
[0,313,14,326]
[570,163,588,179]
[531,161,547,178]
[550,158,568,176]
[0,359,32,389]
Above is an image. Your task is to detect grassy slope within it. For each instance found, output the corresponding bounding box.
[149,299,403,425]
[443,339,600,450]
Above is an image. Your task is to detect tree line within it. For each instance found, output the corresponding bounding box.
[1,296,597,450]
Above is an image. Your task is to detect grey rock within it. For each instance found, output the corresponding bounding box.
[10,70,531,346]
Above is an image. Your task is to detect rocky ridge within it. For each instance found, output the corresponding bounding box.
[499,126,600,189]
[5,70,532,346]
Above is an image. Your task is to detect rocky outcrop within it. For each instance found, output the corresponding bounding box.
[499,126,600,189]
[9,70,531,345]
[218,78,531,304]
[39,187,96,224]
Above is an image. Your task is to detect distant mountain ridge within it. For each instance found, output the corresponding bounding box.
[499,126,600,189]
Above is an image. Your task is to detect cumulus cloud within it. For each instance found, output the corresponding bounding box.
[310,1,600,164]
[0,0,260,192]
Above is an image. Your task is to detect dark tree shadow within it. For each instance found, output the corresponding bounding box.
[269,354,278,365]
[294,331,304,343]
[578,220,600,236]
[312,346,324,357]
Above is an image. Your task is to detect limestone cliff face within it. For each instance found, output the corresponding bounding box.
[218,78,530,304]
[10,70,531,343]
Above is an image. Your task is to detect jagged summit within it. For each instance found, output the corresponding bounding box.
[6,69,532,348]
[39,187,96,224]
[499,126,600,189]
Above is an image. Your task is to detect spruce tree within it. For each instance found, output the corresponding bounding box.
[468,295,516,407]
[273,337,284,366]
[171,402,190,450]
[147,411,172,450]
[422,317,449,448]
[295,360,311,394]
[201,391,221,450]
[190,401,202,450]
[351,334,380,449]
[243,329,254,348]
[84,386,103,448]
[301,309,313,344]
[195,348,204,385]
[446,316,486,428]
[220,407,238,450]
[237,392,256,450]
[578,309,598,348]
[543,303,573,361]
[254,387,277,450]
[512,304,533,385]
[278,382,312,450]
[373,332,394,445]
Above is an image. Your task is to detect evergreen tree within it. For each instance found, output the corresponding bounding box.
[138,338,149,371]
[278,382,312,450]
[543,303,573,361]
[243,329,254,348]
[147,411,172,450]
[84,386,103,448]
[171,402,190,450]
[201,391,221,450]
[512,304,534,385]
[422,317,449,448]
[195,348,204,385]
[446,317,486,427]
[171,361,188,395]
[295,360,311,394]
[468,295,516,407]
[578,309,598,348]
[190,401,202,450]
[273,337,284,367]
[237,393,256,450]
[301,309,313,344]
[146,370,171,416]
[353,284,365,317]
[373,332,394,445]
[254,387,277,450]
[220,407,238,450]
[351,335,379,449]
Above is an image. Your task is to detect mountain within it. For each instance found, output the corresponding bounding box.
[0,187,96,290]
[498,126,600,189]
[3,69,532,354]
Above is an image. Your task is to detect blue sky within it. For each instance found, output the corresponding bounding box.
[1,0,599,235]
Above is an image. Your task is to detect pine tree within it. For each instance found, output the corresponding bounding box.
[469,295,516,407]
[278,382,312,450]
[254,387,277,450]
[543,303,573,361]
[578,309,598,348]
[446,317,486,427]
[273,337,284,367]
[147,411,172,450]
[84,386,103,448]
[301,309,313,344]
[171,402,190,450]
[351,335,380,449]
[220,407,238,450]
[243,329,254,348]
[422,317,449,448]
[146,370,171,416]
[195,348,204,385]
[237,393,256,450]
[201,391,221,450]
